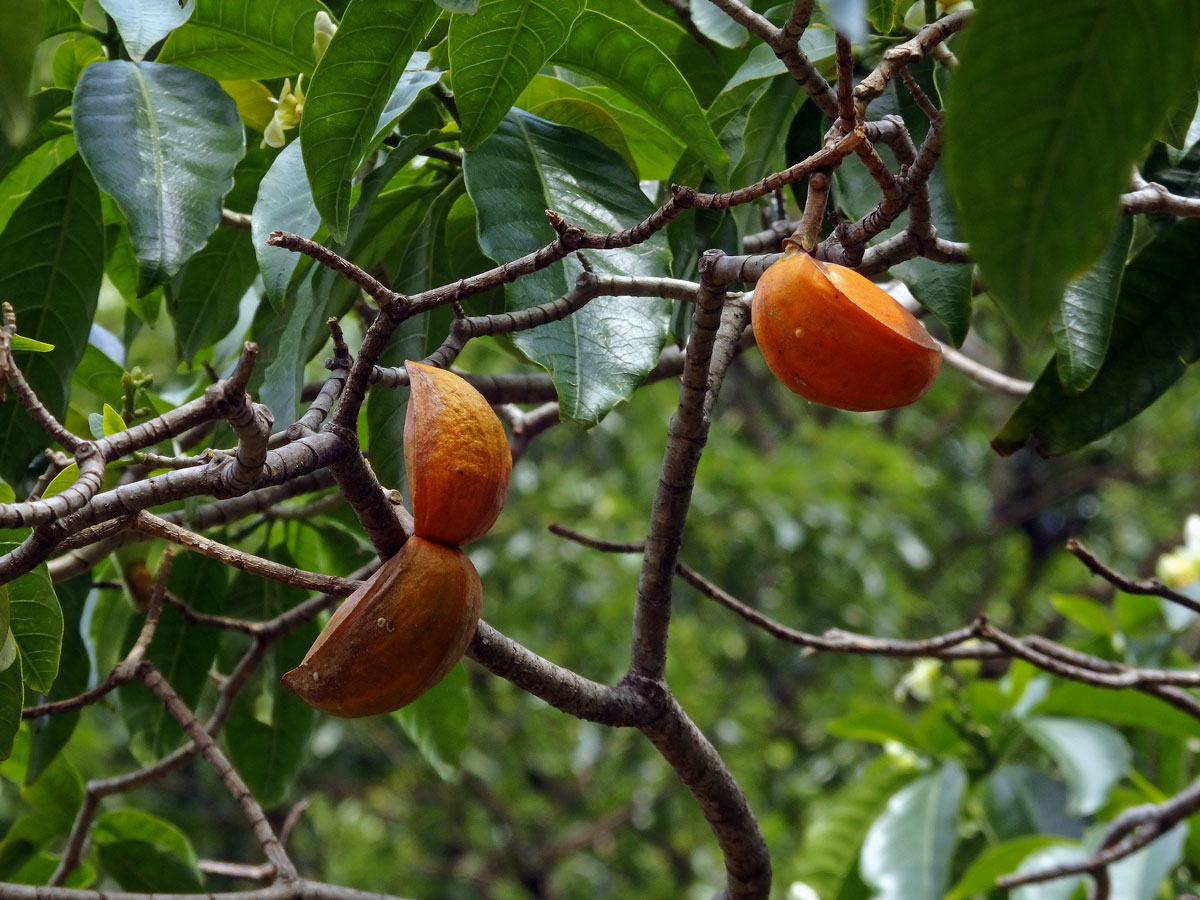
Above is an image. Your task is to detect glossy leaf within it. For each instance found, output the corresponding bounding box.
[0,155,103,486]
[1108,823,1186,900]
[4,560,62,696]
[157,0,330,80]
[300,0,439,241]
[945,0,1200,335]
[1010,844,1088,900]
[370,53,442,149]
[1021,717,1130,816]
[1051,216,1132,394]
[98,0,195,62]
[464,110,672,422]
[867,0,900,32]
[994,218,1200,456]
[168,225,259,362]
[790,756,918,900]
[729,74,806,192]
[449,0,583,149]
[73,61,245,288]
[527,98,636,173]
[92,809,204,893]
[253,140,321,310]
[860,762,965,900]
[689,0,747,48]
[1032,682,1200,740]
[393,661,470,779]
[553,9,728,185]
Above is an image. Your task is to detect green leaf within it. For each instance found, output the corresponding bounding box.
[100,404,127,436]
[437,0,478,10]
[1159,89,1199,150]
[449,0,583,149]
[993,217,1200,456]
[946,835,1070,900]
[8,334,54,353]
[1021,716,1131,816]
[98,0,195,63]
[1032,682,1200,740]
[945,0,1200,336]
[370,52,442,148]
[860,762,965,900]
[1050,216,1132,394]
[1048,592,1113,637]
[528,98,637,174]
[728,74,806,191]
[168,225,259,362]
[73,61,245,289]
[157,0,330,80]
[20,752,82,825]
[252,140,321,311]
[867,0,900,32]
[689,0,747,48]
[553,9,729,185]
[790,756,919,900]
[1010,844,1088,900]
[92,809,204,893]
[117,554,227,764]
[0,155,103,486]
[0,0,42,143]
[0,652,21,761]
[393,661,470,779]
[300,0,439,241]
[43,0,82,37]
[464,110,672,423]
[827,705,920,748]
[1108,823,1186,900]
[0,549,63,697]
[226,618,318,809]
[25,576,90,784]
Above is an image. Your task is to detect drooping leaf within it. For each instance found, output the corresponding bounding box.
[253,140,320,311]
[98,0,195,63]
[369,52,442,148]
[464,110,673,423]
[1021,717,1130,816]
[993,217,1200,456]
[3,561,63,697]
[92,809,204,893]
[860,762,965,900]
[73,61,245,289]
[393,661,470,779]
[1050,216,1132,394]
[0,155,104,486]
[300,0,440,241]
[553,9,729,185]
[449,0,583,149]
[0,649,20,761]
[157,0,331,80]
[945,0,1200,335]
[168,225,259,363]
[789,755,918,900]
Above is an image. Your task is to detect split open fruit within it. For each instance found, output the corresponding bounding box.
[283,362,511,717]
[751,251,941,411]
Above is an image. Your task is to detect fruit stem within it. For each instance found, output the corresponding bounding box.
[788,170,831,254]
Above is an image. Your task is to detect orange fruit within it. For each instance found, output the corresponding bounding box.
[751,251,941,411]
[404,361,512,547]
[281,535,481,717]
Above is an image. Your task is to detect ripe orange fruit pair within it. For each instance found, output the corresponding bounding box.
[283,362,511,718]
[752,250,941,411]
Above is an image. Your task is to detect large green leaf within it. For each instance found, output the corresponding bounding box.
[393,661,470,779]
[788,755,918,900]
[553,9,728,185]
[300,0,439,241]
[0,648,20,762]
[993,217,1200,456]
[117,554,228,765]
[449,0,582,149]
[73,61,245,289]
[728,74,805,191]
[92,809,204,893]
[1050,216,1132,394]
[1032,682,1200,740]
[464,110,672,423]
[946,835,1070,900]
[944,0,1200,335]
[689,0,747,48]
[1108,823,1186,900]
[168,225,259,363]
[0,155,104,486]
[252,140,320,310]
[981,764,1083,842]
[860,762,965,900]
[157,0,330,80]
[4,561,62,697]
[1021,717,1130,816]
[98,0,195,62]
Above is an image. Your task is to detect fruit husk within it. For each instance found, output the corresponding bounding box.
[752,252,942,411]
[281,536,482,718]
[404,361,512,547]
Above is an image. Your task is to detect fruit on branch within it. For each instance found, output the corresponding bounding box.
[281,535,482,717]
[404,361,512,547]
[751,250,941,411]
